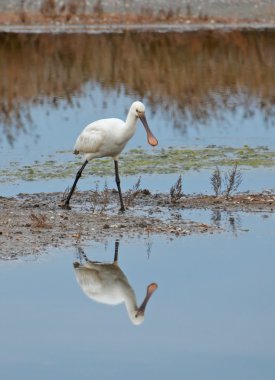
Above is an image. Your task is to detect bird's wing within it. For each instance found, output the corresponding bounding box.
[74,126,105,154]
[74,118,125,155]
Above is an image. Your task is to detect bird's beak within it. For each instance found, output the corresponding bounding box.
[138,113,158,146]
[136,283,158,316]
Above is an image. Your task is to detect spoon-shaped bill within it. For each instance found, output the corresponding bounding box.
[139,114,158,146]
[136,283,158,316]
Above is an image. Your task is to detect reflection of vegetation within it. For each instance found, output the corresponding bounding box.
[1,30,275,144]
[211,210,242,235]
[1,146,275,183]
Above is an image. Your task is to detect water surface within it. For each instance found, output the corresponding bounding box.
[1,30,275,195]
[0,211,274,380]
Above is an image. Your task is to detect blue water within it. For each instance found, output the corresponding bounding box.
[1,83,275,196]
[3,84,275,163]
[0,212,274,380]
[1,31,275,196]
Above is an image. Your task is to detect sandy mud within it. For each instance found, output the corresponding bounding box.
[1,189,274,259]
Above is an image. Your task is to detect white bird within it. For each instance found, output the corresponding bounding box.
[73,241,158,325]
[61,101,158,211]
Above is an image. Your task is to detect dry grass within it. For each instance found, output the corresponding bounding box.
[40,0,56,17]
[211,167,222,197]
[224,164,243,199]
[125,176,142,208]
[90,181,111,213]
[30,213,52,228]
[93,0,104,17]
[210,164,242,198]
[61,186,71,203]
[170,175,183,203]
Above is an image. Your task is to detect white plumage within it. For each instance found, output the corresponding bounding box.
[74,243,158,325]
[61,101,158,210]
[74,118,132,160]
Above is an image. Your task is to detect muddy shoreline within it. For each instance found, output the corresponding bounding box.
[1,0,275,33]
[1,190,274,259]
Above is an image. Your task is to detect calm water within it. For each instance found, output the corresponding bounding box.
[0,212,275,380]
[1,30,275,195]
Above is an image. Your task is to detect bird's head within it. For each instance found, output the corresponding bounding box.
[133,101,146,118]
[130,283,158,325]
[131,101,158,147]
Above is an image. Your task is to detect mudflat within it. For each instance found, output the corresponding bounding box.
[1,189,274,258]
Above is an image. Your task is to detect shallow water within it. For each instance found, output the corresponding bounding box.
[1,30,275,195]
[0,212,275,380]
[1,29,275,380]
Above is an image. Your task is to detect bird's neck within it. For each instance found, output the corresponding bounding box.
[117,110,137,144]
[125,110,138,131]
[124,286,138,319]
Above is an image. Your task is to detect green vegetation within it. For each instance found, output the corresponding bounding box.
[1,145,275,184]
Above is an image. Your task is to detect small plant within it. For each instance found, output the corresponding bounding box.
[67,0,86,16]
[211,166,222,197]
[67,0,78,15]
[90,181,110,213]
[61,186,73,205]
[170,175,183,203]
[100,180,110,212]
[40,0,56,17]
[198,11,209,21]
[125,176,142,208]
[93,0,104,17]
[210,164,242,198]
[30,213,51,229]
[89,182,101,212]
[186,3,192,17]
[74,224,84,242]
[224,163,243,199]
[133,176,141,192]
[140,6,154,18]
[19,0,27,23]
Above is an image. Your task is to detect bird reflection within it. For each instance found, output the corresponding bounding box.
[73,241,158,325]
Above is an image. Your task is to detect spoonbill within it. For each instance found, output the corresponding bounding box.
[73,241,158,325]
[61,101,158,211]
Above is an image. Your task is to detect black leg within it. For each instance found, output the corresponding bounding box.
[77,247,89,263]
[61,160,88,209]
[114,160,125,212]
[114,240,119,263]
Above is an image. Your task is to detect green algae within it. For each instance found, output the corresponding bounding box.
[1,145,275,184]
